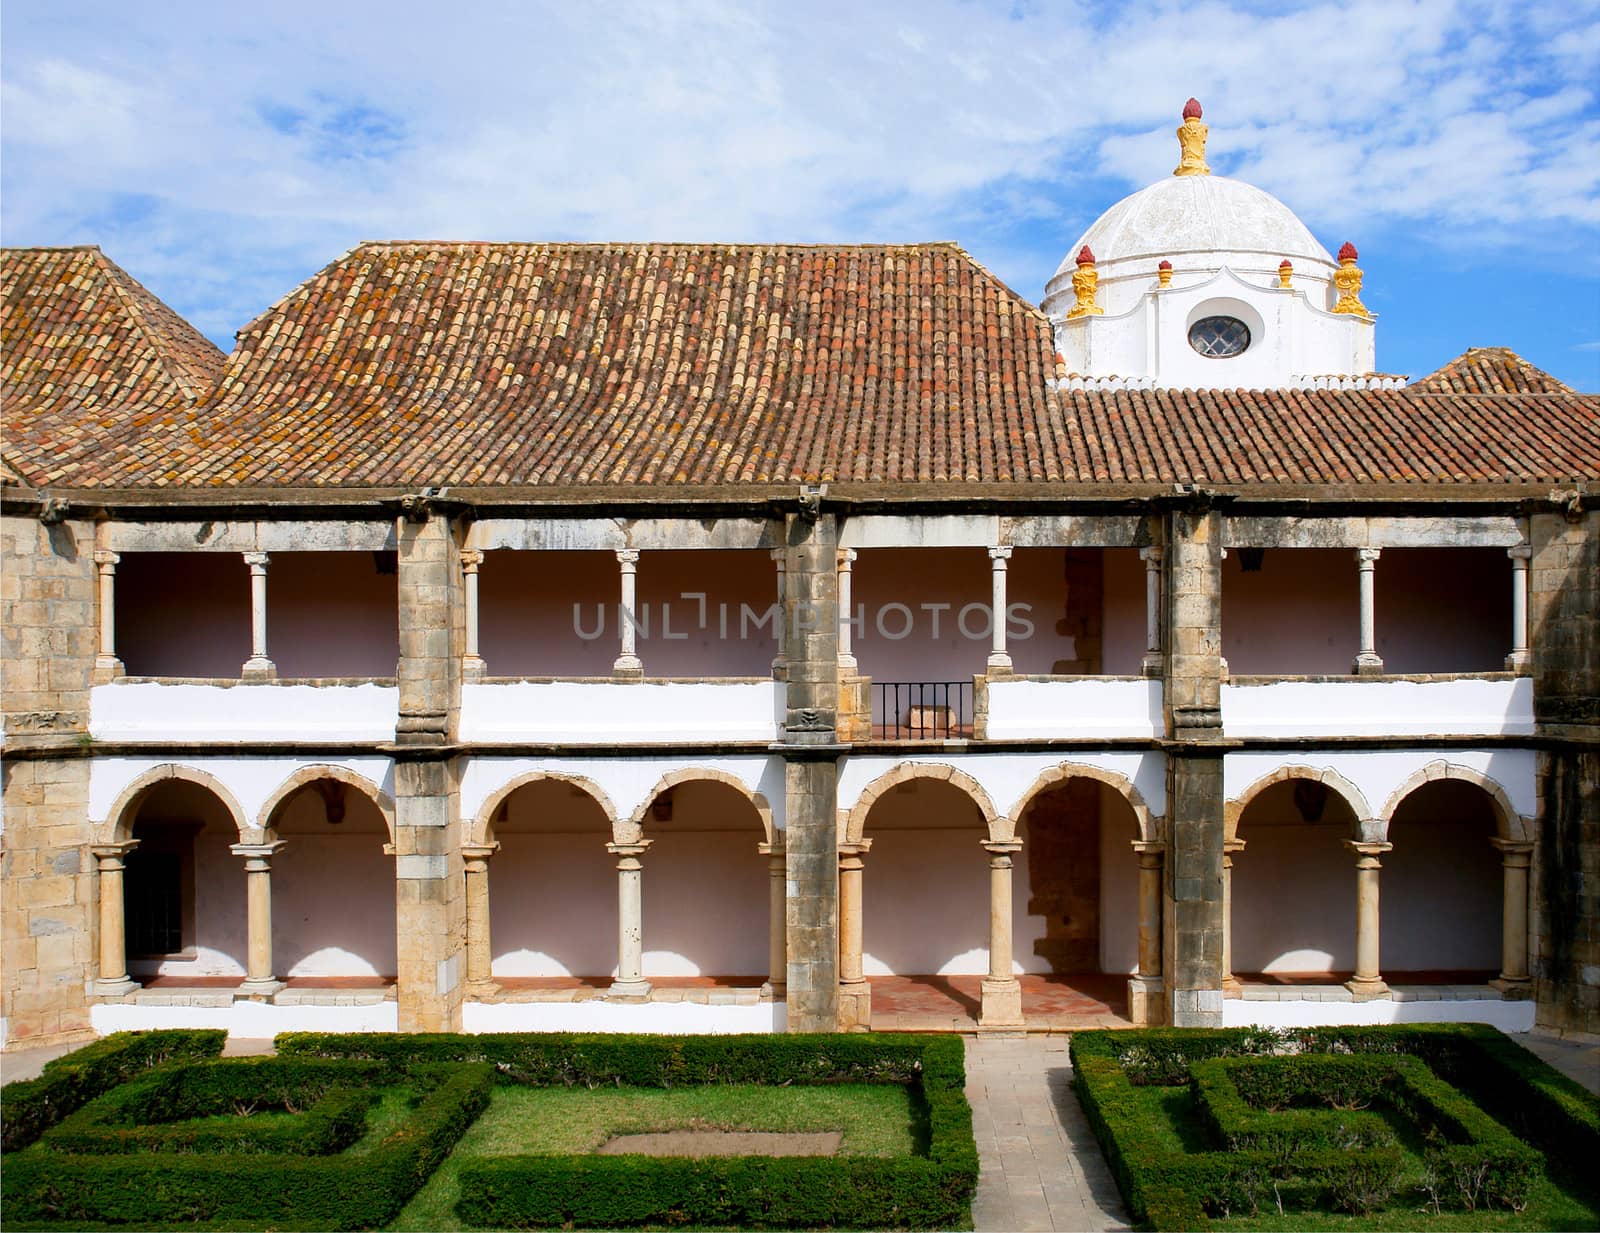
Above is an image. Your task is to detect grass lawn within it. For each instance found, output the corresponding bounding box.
[392,1082,923,1232]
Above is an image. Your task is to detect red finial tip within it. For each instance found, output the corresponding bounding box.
[1338,241,1358,262]
[1279,259,1293,269]
[1158,259,1172,270]
[1183,97,1203,120]
[1076,245,1096,266]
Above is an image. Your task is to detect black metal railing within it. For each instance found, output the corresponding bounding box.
[874,681,973,739]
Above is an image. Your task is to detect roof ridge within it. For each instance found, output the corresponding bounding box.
[349,238,970,252]
[0,244,103,254]
[90,251,220,405]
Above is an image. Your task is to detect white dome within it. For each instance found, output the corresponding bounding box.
[1057,175,1333,276]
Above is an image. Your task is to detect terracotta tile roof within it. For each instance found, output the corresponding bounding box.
[2,241,1596,493]
[1412,347,1577,395]
[2,247,226,487]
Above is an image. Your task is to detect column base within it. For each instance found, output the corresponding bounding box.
[94,977,140,1000]
[1490,976,1533,999]
[837,980,872,1031]
[985,654,1013,675]
[92,655,125,683]
[1140,652,1164,678]
[1222,973,1243,998]
[759,981,786,1000]
[1352,653,1384,677]
[241,657,277,680]
[1504,651,1531,675]
[607,978,652,999]
[238,977,285,1000]
[1127,975,1164,1026]
[1345,975,1390,999]
[611,659,644,681]
[978,977,1024,1028]
[464,979,501,1000]
[463,655,488,681]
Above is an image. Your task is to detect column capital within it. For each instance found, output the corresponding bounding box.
[92,840,139,863]
[1507,544,1532,562]
[837,547,858,567]
[987,545,1012,563]
[1139,545,1163,565]
[462,841,500,863]
[756,840,786,858]
[1343,839,1392,863]
[615,548,640,566]
[981,838,1023,856]
[606,840,652,858]
[1489,837,1534,864]
[230,840,287,861]
[770,548,786,565]
[459,548,484,571]
[1223,837,1246,854]
[1131,839,1166,855]
[93,548,121,569]
[1355,546,1381,565]
[243,551,271,569]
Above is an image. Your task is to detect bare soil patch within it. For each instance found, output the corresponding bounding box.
[598,1129,843,1157]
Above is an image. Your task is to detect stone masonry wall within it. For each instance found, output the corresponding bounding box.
[1529,509,1599,1036]
[1,514,100,1046]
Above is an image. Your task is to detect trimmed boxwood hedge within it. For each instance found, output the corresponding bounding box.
[280,1031,977,1230]
[42,1057,385,1156]
[1,1030,226,1153]
[1072,1024,1588,1230]
[1,1061,492,1229]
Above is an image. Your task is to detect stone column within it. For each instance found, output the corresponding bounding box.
[460,550,487,680]
[979,837,1025,1027]
[613,549,643,679]
[1490,838,1533,991]
[92,550,125,682]
[1506,545,1532,673]
[1344,840,1392,997]
[759,841,786,998]
[985,547,1013,673]
[1353,547,1383,675]
[607,840,652,996]
[770,549,787,679]
[1221,838,1245,995]
[836,840,872,1030]
[241,552,277,679]
[462,842,499,996]
[1129,840,1164,1023]
[836,548,858,673]
[92,841,140,997]
[1140,546,1164,677]
[231,841,286,997]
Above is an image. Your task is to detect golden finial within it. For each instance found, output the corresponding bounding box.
[1331,242,1371,317]
[1157,259,1173,289]
[1174,98,1210,177]
[1278,260,1293,289]
[1067,246,1104,319]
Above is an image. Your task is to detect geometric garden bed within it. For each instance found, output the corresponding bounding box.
[1071,1023,1600,1231]
[3,1030,977,1230]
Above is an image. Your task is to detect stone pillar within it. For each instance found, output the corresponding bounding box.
[460,549,487,681]
[613,549,643,679]
[1162,507,1226,1027]
[984,547,1014,672]
[607,840,652,997]
[782,505,843,1032]
[241,552,276,679]
[759,841,786,998]
[462,842,499,996]
[92,550,125,682]
[92,842,140,998]
[1129,840,1165,1024]
[231,841,286,997]
[1490,838,1533,991]
[836,548,858,673]
[979,837,1025,1028]
[1353,547,1383,675]
[1506,545,1532,673]
[1345,840,1392,997]
[836,840,871,1030]
[1222,838,1245,996]
[1140,545,1164,677]
[770,549,787,679]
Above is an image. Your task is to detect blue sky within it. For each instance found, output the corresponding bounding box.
[4,0,1597,389]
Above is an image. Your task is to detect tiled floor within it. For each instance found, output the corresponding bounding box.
[871,973,1132,1031]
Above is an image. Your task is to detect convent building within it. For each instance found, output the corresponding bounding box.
[2,102,1596,1048]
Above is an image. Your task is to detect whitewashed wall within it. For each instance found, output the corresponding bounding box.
[1222,678,1533,739]
[91,683,399,744]
[459,682,782,744]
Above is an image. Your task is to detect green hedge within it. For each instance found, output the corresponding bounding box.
[1,1030,226,1153]
[42,1058,384,1156]
[1,1061,492,1229]
[451,1033,974,1229]
[1190,1055,1401,1154]
[276,1030,935,1088]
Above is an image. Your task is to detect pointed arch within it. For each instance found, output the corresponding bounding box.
[258,764,396,845]
[1380,760,1527,842]
[94,764,249,845]
[630,768,773,846]
[844,762,1002,844]
[469,771,619,847]
[1225,764,1373,841]
[1011,762,1160,844]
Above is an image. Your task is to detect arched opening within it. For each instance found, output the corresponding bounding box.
[123,779,244,982]
[638,778,768,982]
[1232,778,1360,978]
[487,777,615,983]
[1383,779,1501,977]
[269,779,396,980]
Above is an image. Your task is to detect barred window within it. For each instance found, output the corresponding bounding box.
[1188,316,1251,358]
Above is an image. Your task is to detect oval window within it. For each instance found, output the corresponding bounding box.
[1188,316,1251,358]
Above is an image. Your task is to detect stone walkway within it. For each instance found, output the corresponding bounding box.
[964,1034,1130,1233]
